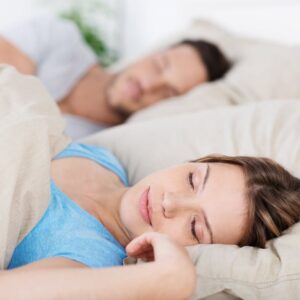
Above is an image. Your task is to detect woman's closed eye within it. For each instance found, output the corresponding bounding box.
[191,217,201,243]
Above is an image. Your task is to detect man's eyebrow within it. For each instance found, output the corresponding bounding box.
[162,53,170,68]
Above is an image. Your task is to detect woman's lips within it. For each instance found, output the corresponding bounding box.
[139,187,152,225]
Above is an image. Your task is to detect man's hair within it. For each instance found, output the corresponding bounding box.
[194,155,300,248]
[179,39,231,81]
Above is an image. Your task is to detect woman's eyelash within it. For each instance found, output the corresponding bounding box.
[188,172,194,190]
[191,217,200,243]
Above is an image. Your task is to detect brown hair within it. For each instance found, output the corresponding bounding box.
[178,39,231,81]
[194,155,300,248]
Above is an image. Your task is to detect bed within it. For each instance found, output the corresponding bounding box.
[1,14,300,299]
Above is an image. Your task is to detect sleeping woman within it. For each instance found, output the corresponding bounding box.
[2,142,300,299]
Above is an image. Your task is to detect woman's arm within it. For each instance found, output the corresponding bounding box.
[1,233,196,300]
[1,262,187,300]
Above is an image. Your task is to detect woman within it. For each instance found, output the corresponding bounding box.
[3,142,300,299]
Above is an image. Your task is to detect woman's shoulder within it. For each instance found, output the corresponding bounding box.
[55,143,129,186]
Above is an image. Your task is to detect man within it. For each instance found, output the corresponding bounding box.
[0,17,230,139]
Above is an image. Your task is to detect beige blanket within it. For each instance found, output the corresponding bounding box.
[0,65,69,269]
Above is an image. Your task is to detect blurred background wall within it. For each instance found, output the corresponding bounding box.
[0,0,300,62]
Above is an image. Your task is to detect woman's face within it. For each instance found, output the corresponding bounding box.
[120,162,248,246]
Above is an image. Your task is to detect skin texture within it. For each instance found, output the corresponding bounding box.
[0,36,208,125]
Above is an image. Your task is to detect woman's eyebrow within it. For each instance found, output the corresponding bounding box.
[201,164,210,192]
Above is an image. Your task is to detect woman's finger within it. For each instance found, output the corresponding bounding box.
[126,233,155,256]
[126,232,173,260]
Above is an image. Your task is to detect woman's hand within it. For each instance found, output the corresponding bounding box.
[126,232,190,263]
[126,232,196,299]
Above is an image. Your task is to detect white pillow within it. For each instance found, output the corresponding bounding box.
[83,100,300,183]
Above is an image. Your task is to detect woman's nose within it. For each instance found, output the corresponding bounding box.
[162,192,195,218]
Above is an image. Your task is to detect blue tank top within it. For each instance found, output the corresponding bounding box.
[8,143,129,269]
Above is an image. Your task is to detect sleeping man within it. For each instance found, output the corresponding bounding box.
[0,16,230,139]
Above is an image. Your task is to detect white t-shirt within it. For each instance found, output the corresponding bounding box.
[1,16,107,139]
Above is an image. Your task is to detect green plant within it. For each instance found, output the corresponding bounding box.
[61,7,117,67]
[40,0,118,67]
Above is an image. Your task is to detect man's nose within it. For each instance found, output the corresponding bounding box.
[162,192,195,218]
[141,75,165,92]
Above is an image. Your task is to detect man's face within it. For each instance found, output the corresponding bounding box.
[106,44,208,115]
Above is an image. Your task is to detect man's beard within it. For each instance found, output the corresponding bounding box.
[104,74,132,120]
